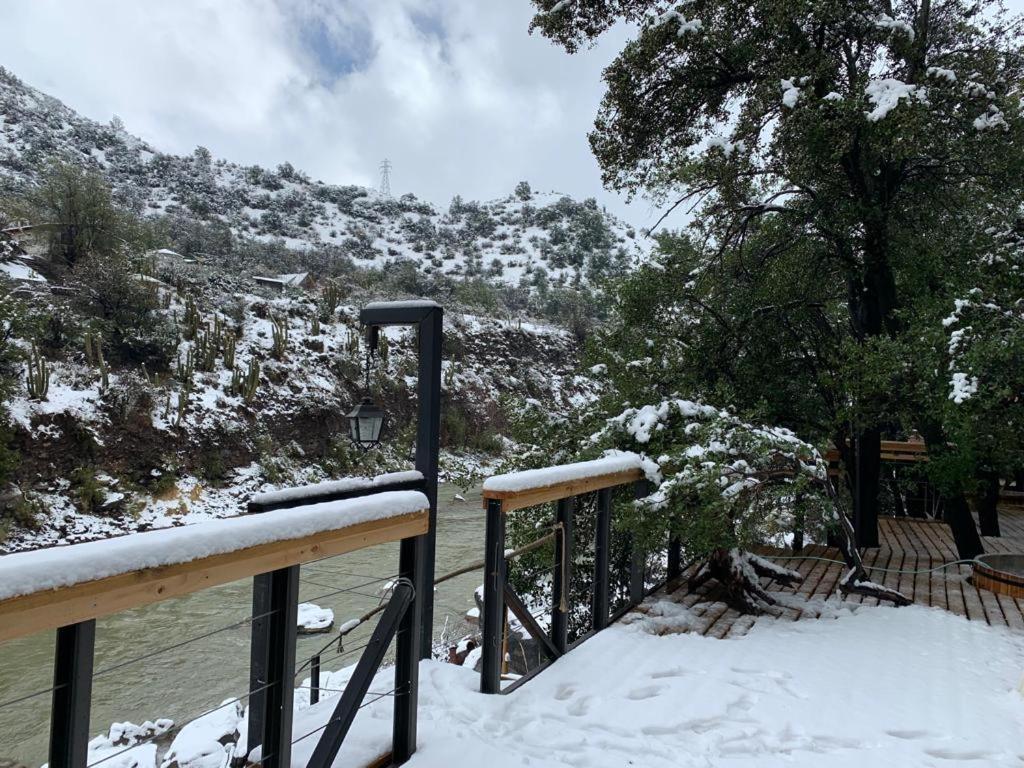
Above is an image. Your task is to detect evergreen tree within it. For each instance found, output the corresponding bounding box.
[529,0,1024,548]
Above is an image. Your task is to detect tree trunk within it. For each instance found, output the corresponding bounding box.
[975,471,1001,538]
[943,493,984,560]
[890,466,906,517]
[851,427,881,547]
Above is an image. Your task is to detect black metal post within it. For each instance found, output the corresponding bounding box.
[247,565,299,768]
[361,302,443,661]
[551,497,574,655]
[49,620,95,768]
[629,480,648,605]
[480,498,506,694]
[415,308,442,659]
[310,654,321,706]
[392,535,422,763]
[247,573,271,752]
[667,535,682,582]
[307,581,414,768]
[593,488,612,631]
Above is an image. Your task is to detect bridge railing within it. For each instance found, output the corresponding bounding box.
[0,473,430,768]
[478,456,680,695]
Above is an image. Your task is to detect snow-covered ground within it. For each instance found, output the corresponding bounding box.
[404,605,1024,767]
[73,601,1024,768]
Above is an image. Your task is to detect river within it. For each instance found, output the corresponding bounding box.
[0,484,486,767]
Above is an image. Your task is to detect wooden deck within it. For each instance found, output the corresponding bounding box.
[637,507,1024,639]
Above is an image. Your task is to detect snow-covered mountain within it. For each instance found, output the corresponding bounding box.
[0,67,648,287]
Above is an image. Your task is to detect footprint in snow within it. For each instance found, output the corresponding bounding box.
[649,668,687,679]
[886,729,931,740]
[554,683,576,700]
[567,696,590,717]
[626,685,665,700]
[924,748,994,761]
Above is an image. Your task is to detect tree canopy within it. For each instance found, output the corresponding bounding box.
[527,0,1024,551]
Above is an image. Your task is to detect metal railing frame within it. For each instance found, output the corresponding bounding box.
[480,477,682,695]
[15,480,429,768]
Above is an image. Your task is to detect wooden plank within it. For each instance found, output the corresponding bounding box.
[482,469,644,512]
[706,607,743,639]
[976,584,1009,628]
[961,578,989,624]
[942,564,968,618]
[993,594,1024,631]
[0,510,428,642]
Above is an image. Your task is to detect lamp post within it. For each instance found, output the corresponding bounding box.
[359,300,442,660]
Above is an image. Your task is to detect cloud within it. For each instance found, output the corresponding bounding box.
[0,0,656,225]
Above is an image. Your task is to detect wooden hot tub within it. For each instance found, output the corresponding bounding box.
[973,554,1024,598]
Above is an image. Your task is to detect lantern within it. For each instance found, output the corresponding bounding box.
[347,397,385,450]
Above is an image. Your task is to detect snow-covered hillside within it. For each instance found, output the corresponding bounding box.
[0,67,648,287]
[0,259,600,551]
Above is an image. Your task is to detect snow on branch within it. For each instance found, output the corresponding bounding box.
[864,79,920,122]
[0,490,428,601]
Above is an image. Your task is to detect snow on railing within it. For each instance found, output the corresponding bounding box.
[483,452,645,495]
[250,469,423,508]
[0,489,428,602]
[363,299,440,310]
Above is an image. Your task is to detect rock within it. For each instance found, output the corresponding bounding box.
[297,602,334,634]
[0,484,23,512]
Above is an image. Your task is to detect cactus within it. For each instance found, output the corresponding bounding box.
[96,342,109,392]
[229,358,260,403]
[319,280,342,320]
[378,333,389,367]
[183,295,201,341]
[174,380,192,427]
[25,343,49,401]
[345,324,361,356]
[195,327,217,372]
[84,331,98,366]
[176,348,195,385]
[309,316,321,336]
[85,332,109,391]
[271,315,289,360]
[222,334,236,370]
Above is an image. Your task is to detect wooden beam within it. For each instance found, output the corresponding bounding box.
[481,468,644,513]
[0,511,428,643]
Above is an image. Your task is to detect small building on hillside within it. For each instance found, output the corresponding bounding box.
[253,272,313,292]
[148,248,199,268]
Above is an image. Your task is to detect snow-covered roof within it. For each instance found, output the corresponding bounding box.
[278,272,309,286]
[153,248,184,258]
[0,260,45,282]
[483,453,644,494]
[0,489,428,601]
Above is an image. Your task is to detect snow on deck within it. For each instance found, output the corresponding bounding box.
[280,605,1024,768]
[483,453,644,494]
[0,490,428,601]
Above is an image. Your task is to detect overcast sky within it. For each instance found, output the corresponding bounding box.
[1,0,661,226]
[4,1,1024,231]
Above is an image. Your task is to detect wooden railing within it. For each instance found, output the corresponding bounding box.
[0,480,430,768]
[479,458,680,695]
[825,439,929,475]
